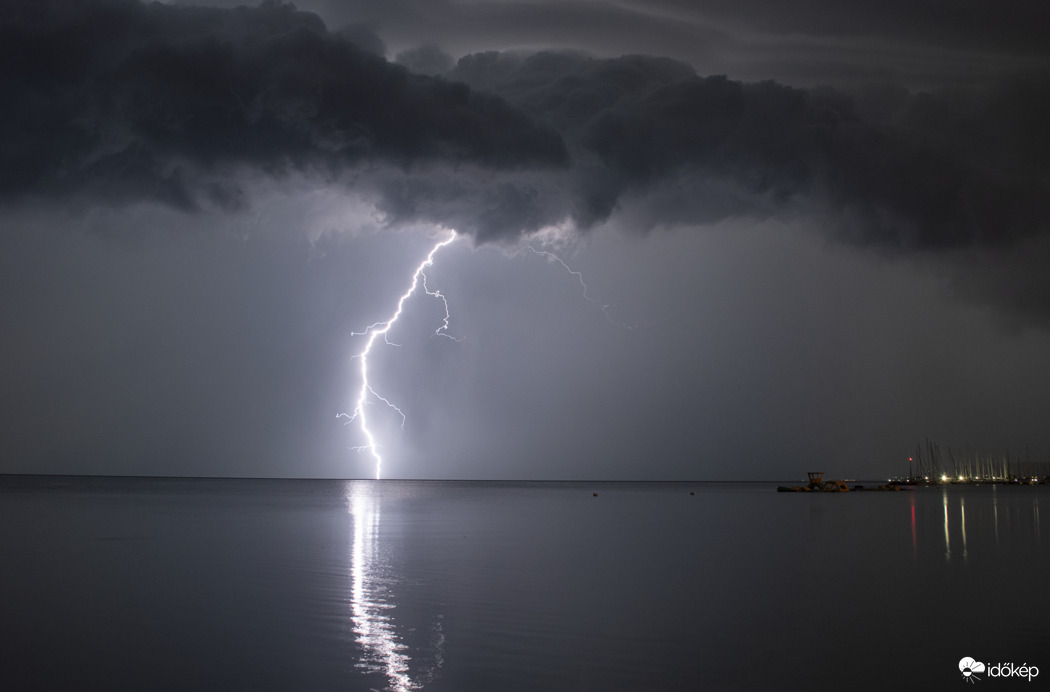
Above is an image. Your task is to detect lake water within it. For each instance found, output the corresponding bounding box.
[1,477,1047,690]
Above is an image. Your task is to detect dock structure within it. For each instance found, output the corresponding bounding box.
[778,472,896,492]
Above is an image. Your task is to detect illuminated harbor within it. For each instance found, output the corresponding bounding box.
[892,440,1050,486]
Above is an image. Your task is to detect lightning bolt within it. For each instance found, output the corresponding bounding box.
[338,230,459,479]
[527,245,633,329]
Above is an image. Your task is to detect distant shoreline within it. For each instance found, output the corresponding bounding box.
[0,473,889,484]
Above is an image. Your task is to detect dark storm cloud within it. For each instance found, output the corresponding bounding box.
[333,23,386,58]
[367,169,573,243]
[0,0,566,210]
[278,0,1050,89]
[4,1,1050,312]
[636,0,1050,54]
[321,0,1050,57]
[395,44,455,76]
[450,51,1050,252]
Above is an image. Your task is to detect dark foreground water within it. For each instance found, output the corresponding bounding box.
[1,477,1047,691]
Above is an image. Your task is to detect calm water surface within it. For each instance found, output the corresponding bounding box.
[1,477,1047,690]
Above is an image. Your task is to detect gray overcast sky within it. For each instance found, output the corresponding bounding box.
[2,0,1049,480]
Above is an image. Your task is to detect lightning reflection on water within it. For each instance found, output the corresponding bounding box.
[348,486,444,691]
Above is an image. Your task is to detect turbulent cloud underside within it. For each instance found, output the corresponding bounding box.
[2,0,1049,312]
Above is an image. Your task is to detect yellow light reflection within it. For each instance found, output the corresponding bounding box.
[909,492,917,554]
[1035,498,1041,544]
[993,486,999,545]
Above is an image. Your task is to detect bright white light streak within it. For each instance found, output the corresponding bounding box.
[347,487,445,690]
[338,231,459,479]
[350,493,416,691]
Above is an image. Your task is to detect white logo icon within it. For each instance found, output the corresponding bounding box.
[960,657,986,684]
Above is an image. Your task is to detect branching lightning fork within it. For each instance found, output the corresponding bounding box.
[338,231,459,479]
[337,231,626,479]
[527,245,633,329]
